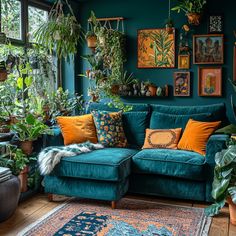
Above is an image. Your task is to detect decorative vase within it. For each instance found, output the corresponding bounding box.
[227,197,236,225]
[18,166,29,193]
[186,13,201,26]
[20,140,33,155]
[148,86,157,96]
[87,35,97,49]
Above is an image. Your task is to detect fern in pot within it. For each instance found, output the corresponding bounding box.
[205,137,236,225]
[34,0,83,59]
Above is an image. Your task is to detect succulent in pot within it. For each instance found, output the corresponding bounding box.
[171,0,206,25]
[205,137,236,225]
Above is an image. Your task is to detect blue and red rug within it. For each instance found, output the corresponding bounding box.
[18,198,211,236]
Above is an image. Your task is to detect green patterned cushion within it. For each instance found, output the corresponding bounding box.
[92,111,128,147]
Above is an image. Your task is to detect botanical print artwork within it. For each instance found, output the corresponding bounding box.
[138,29,175,68]
[193,34,224,64]
[174,72,190,96]
[198,67,222,96]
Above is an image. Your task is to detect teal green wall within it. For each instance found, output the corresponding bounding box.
[74,0,235,122]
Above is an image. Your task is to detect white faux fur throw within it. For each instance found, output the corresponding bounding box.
[38,142,104,175]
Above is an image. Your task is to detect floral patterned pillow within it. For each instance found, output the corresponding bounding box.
[92,111,128,147]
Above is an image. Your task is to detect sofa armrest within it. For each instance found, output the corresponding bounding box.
[205,134,229,166]
[205,134,229,201]
[42,126,64,148]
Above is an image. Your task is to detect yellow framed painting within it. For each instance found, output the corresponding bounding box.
[178,54,190,69]
[137,28,175,68]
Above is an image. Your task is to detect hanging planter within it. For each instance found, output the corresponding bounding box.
[34,0,83,59]
[171,0,206,26]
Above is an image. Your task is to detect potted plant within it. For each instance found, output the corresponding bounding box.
[0,144,30,192]
[171,0,207,25]
[34,0,83,59]
[205,137,236,225]
[10,114,53,155]
[86,31,97,49]
[118,71,136,96]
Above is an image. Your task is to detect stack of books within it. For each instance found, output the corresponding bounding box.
[0,167,12,183]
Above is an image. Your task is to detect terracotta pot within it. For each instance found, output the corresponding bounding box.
[0,70,7,82]
[18,166,29,193]
[20,140,33,155]
[187,13,201,26]
[87,35,97,48]
[111,85,120,95]
[227,197,236,225]
[148,86,157,96]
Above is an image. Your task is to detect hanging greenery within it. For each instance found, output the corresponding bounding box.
[34,0,83,59]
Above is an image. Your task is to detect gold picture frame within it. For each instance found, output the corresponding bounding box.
[178,54,190,69]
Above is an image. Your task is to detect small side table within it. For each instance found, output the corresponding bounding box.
[0,175,20,222]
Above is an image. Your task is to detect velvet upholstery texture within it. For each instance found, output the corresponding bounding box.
[87,102,150,113]
[52,148,138,181]
[122,112,150,147]
[132,149,205,181]
[129,174,206,201]
[44,175,129,201]
[150,112,212,130]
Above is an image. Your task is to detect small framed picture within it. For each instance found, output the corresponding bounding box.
[208,15,223,33]
[173,71,190,97]
[193,34,224,64]
[198,67,222,96]
[178,54,190,69]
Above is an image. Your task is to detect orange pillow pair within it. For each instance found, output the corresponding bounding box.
[57,114,98,145]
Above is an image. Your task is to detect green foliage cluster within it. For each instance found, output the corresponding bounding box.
[171,0,207,14]
[205,138,236,216]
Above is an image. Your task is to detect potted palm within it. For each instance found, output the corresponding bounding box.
[10,114,53,155]
[171,0,206,25]
[205,137,236,225]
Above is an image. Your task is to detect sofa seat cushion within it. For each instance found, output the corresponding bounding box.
[52,148,138,181]
[132,149,205,181]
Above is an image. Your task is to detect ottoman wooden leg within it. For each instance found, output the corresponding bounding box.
[111,201,116,209]
[48,193,53,202]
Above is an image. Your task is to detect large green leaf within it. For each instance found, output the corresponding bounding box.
[26,114,36,125]
[212,174,230,200]
[215,146,236,167]
[205,199,226,216]
[228,186,236,203]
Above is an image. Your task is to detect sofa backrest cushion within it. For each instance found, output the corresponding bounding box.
[150,103,228,127]
[150,112,213,130]
[87,102,150,113]
[123,112,150,148]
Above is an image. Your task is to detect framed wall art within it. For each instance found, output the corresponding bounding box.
[173,72,190,97]
[178,54,190,69]
[198,67,222,96]
[137,28,175,68]
[208,15,223,33]
[193,34,224,64]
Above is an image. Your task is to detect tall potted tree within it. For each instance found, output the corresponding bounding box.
[205,138,236,225]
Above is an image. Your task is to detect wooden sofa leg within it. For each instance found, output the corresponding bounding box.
[48,193,53,202]
[111,201,116,209]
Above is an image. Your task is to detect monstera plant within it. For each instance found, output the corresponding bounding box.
[205,138,236,225]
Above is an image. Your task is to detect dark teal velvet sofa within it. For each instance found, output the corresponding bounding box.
[43,103,229,205]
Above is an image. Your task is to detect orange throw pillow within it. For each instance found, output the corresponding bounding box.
[56,115,98,145]
[177,119,221,155]
[142,128,182,149]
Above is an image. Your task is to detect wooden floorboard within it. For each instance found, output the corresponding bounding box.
[0,193,233,236]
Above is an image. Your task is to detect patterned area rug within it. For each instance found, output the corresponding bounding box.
[18,198,211,236]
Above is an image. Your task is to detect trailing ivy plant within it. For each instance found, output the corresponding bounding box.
[34,0,83,59]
